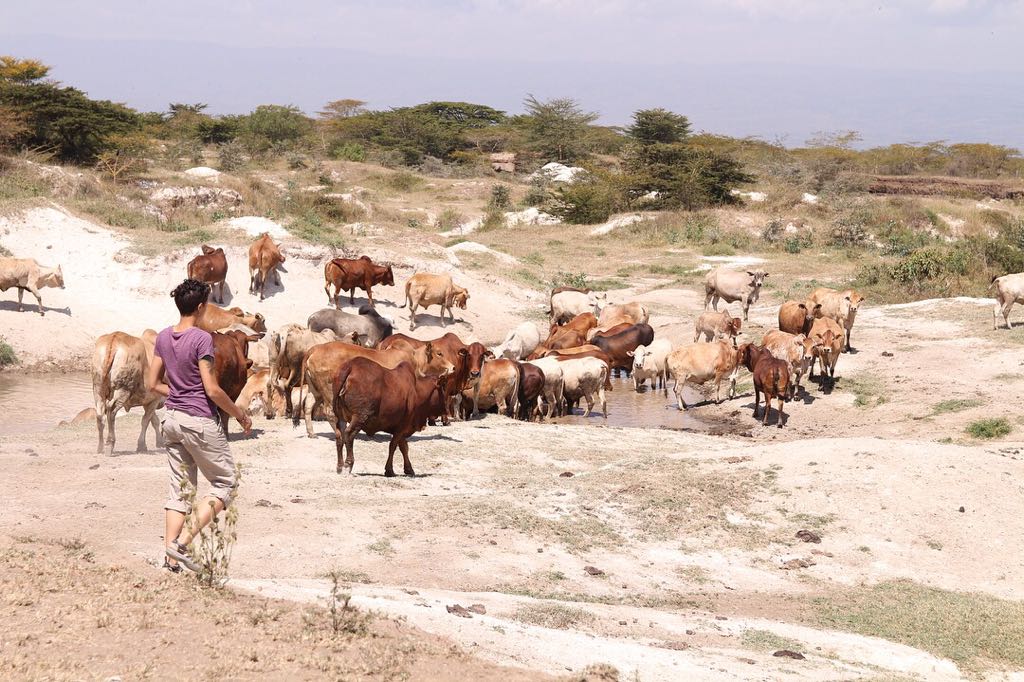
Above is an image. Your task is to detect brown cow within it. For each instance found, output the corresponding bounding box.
[187,245,228,303]
[462,358,520,419]
[590,322,633,340]
[402,273,469,330]
[332,359,450,476]
[298,340,454,439]
[739,343,790,427]
[378,333,484,422]
[212,330,259,437]
[248,233,285,301]
[808,317,845,388]
[551,312,598,337]
[588,323,655,374]
[778,299,822,336]
[91,330,164,455]
[324,256,395,309]
[516,362,546,421]
[195,303,266,335]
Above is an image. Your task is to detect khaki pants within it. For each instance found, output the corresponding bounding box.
[161,409,236,514]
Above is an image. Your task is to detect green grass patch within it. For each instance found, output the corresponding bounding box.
[815,581,1024,670]
[513,603,596,630]
[841,374,887,408]
[931,399,983,415]
[965,418,1011,440]
[740,628,804,653]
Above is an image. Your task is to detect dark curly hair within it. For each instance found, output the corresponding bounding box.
[171,278,211,315]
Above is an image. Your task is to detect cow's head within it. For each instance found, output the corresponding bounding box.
[452,286,469,310]
[746,270,768,290]
[814,330,837,366]
[380,265,395,287]
[629,344,649,371]
[420,341,455,377]
[845,291,865,316]
[249,313,268,334]
[727,317,742,337]
[44,265,65,289]
[466,342,488,379]
[801,300,823,322]
[201,244,216,255]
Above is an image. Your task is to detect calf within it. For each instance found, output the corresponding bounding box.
[778,299,822,336]
[587,323,655,375]
[629,339,672,393]
[808,317,845,388]
[704,268,768,321]
[807,287,864,352]
[516,362,546,421]
[666,340,740,410]
[991,273,1024,329]
[333,359,449,476]
[462,358,520,419]
[694,309,742,344]
[762,330,816,399]
[739,343,790,427]
[248,233,285,301]
[91,330,163,455]
[0,257,65,315]
[324,255,394,309]
[187,245,228,304]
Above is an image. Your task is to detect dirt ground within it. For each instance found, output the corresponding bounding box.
[3,198,1024,680]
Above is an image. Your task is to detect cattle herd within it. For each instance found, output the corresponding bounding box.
[20,227,1024,476]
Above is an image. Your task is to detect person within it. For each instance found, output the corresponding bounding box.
[146,278,251,573]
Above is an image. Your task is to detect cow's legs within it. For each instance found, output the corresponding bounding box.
[365,287,374,308]
[777,397,785,428]
[338,421,358,475]
[398,438,415,476]
[104,403,118,455]
[95,406,105,455]
[762,394,770,425]
[408,303,418,330]
[17,287,23,312]
[673,378,687,411]
[753,385,761,420]
[325,281,335,307]
[844,326,853,352]
[581,391,594,417]
[137,403,156,452]
[24,285,44,316]
[385,438,399,477]
[304,394,317,439]
[597,385,607,419]
[704,291,714,310]
[349,288,355,305]
[249,268,257,294]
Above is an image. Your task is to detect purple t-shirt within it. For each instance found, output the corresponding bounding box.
[155,326,218,420]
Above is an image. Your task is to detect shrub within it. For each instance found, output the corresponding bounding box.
[435,208,464,232]
[386,171,422,192]
[551,270,589,289]
[478,209,505,232]
[0,337,17,366]
[828,214,869,247]
[761,218,785,244]
[523,178,548,207]
[330,141,366,162]
[966,418,1011,439]
[548,174,621,224]
[488,184,511,210]
[216,141,245,171]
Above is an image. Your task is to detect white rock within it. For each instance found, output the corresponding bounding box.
[183,166,221,179]
[151,186,241,209]
[446,241,517,265]
[589,213,650,236]
[504,207,561,227]
[529,162,586,184]
[729,189,767,203]
[221,216,290,239]
[801,192,819,204]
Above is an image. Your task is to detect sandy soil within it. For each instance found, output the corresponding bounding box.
[3,203,1024,680]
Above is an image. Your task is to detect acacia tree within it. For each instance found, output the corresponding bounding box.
[317,99,367,120]
[521,94,598,162]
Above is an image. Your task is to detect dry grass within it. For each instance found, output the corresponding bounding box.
[513,602,597,630]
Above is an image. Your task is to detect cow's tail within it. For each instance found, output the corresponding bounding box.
[989,274,1002,290]
[332,361,354,422]
[294,351,310,426]
[399,280,411,308]
[99,336,118,406]
[508,364,521,418]
[772,366,782,399]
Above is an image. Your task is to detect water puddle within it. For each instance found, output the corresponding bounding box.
[0,371,94,435]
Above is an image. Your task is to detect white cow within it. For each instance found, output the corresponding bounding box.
[492,322,542,360]
[991,273,1024,330]
[703,268,768,321]
[629,339,672,393]
[559,356,609,418]
[91,330,164,455]
[0,257,65,315]
[549,290,606,325]
[524,356,565,419]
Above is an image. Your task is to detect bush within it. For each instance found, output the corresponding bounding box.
[549,173,624,224]
[478,209,505,232]
[435,207,464,232]
[488,184,511,210]
[386,171,422,192]
[761,218,785,244]
[966,418,1011,439]
[828,213,870,247]
[217,141,245,171]
[0,337,17,366]
[330,141,366,162]
[523,178,548,207]
[551,271,589,289]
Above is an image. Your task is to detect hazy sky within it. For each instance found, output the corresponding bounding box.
[3,1,1023,147]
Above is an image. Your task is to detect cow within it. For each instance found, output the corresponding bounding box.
[549,290,605,325]
[332,359,450,477]
[762,330,816,398]
[666,340,740,410]
[516,362,546,421]
[378,333,483,423]
[537,345,614,392]
[552,312,598,338]
[308,305,393,348]
[235,368,286,418]
[524,356,566,418]
[195,303,266,335]
[587,323,655,375]
[704,268,768,321]
[807,317,845,388]
[778,299,822,336]
[298,340,454,439]
[558,356,609,418]
[530,329,589,358]
[0,257,65,315]
[212,330,259,437]
[629,339,672,393]
[991,273,1024,330]
[401,273,469,330]
[694,309,742,344]
[462,358,520,419]
[248,233,286,301]
[806,287,864,352]
[593,302,649,335]
[91,330,163,455]
[186,246,228,304]
[739,343,790,427]
[266,326,339,419]
[587,322,633,341]
[492,322,542,360]
[323,256,395,309]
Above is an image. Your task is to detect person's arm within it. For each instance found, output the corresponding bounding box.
[147,355,170,398]
[199,359,252,433]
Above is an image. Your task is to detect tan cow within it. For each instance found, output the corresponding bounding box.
[590,302,649,338]
[558,356,609,418]
[762,329,818,398]
[704,268,768,320]
[297,340,454,439]
[401,273,469,330]
[248,233,286,301]
[462,358,520,419]
[266,325,339,419]
[666,340,740,410]
[807,287,864,352]
[195,303,266,335]
[991,273,1024,329]
[91,330,163,455]
[694,309,742,344]
[236,368,280,416]
[0,257,65,315]
[808,318,845,388]
[778,299,822,336]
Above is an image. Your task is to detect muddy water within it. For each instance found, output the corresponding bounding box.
[0,372,94,435]
[552,374,743,434]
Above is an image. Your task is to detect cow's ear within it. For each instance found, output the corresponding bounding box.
[844,295,851,301]
[746,271,755,277]
[458,348,469,357]
[626,350,634,357]
[797,303,806,310]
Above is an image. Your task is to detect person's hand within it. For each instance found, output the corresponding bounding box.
[238,413,252,434]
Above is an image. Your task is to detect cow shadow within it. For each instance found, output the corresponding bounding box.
[209,283,233,306]
[251,273,286,301]
[0,300,72,316]
[409,313,470,331]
